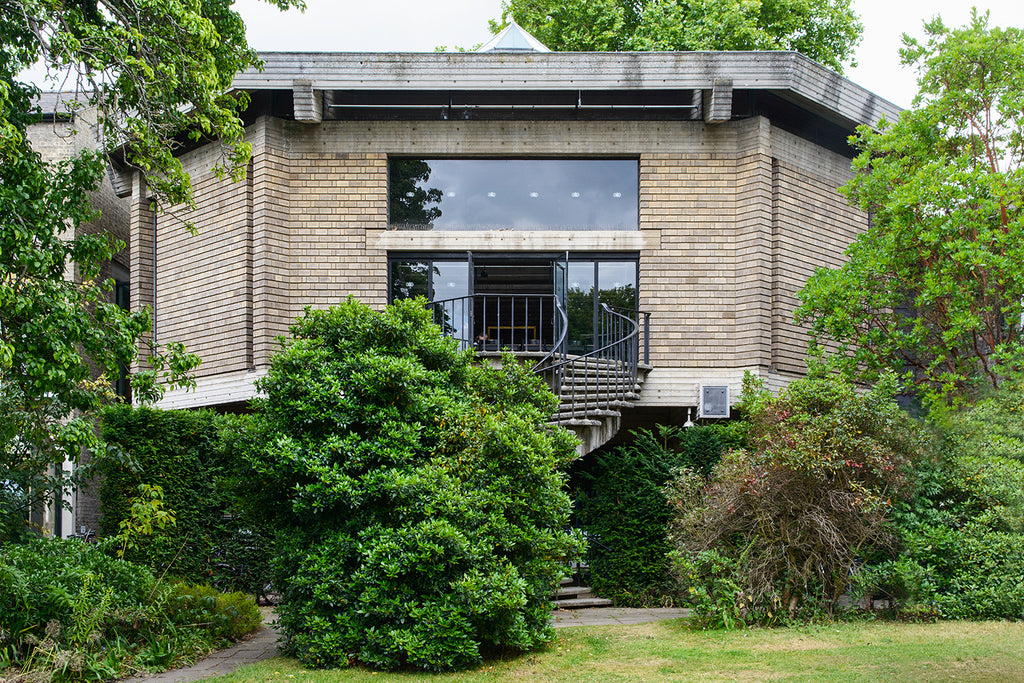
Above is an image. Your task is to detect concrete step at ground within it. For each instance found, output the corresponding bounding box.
[552,596,614,609]
[554,585,595,599]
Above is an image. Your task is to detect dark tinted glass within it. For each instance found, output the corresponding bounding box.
[389,159,638,230]
[597,261,637,311]
[390,260,429,301]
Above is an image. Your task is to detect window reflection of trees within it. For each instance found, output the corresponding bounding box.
[389,261,430,300]
[599,284,637,311]
[567,283,636,354]
[389,160,442,228]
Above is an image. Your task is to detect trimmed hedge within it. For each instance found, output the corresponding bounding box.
[578,425,725,606]
[98,406,269,593]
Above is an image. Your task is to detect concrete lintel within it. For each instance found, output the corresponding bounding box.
[371,229,659,252]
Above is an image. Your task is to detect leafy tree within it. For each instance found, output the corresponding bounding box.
[797,13,1024,403]
[865,368,1024,620]
[493,0,862,73]
[0,0,301,541]
[247,298,580,671]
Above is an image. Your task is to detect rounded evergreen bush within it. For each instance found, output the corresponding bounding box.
[247,297,579,671]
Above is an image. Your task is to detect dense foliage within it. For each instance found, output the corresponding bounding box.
[578,425,724,606]
[668,371,929,627]
[0,537,260,681]
[493,0,862,72]
[868,372,1024,620]
[0,87,197,541]
[99,406,270,594]
[797,13,1024,402]
[2,0,302,206]
[247,298,580,671]
[1,0,302,542]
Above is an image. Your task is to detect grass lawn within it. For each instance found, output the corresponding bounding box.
[206,619,1024,682]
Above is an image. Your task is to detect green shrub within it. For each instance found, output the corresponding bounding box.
[166,583,263,641]
[577,425,725,606]
[871,378,1024,620]
[667,371,930,625]
[0,537,261,681]
[99,406,271,593]
[247,298,580,671]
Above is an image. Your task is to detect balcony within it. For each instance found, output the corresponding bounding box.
[429,294,651,454]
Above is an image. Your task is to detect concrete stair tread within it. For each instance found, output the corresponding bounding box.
[559,409,621,418]
[550,418,603,427]
[555,586,594,598]
[552,597,614,609]
[560,391,640,399]
[555,399,635,410]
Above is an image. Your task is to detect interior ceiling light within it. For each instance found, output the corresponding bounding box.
[529,192,539,198]
[487,191,496,197]
[570,192,580,198]
[612,192,622,198]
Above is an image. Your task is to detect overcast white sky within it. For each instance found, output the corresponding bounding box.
[232,0,1024,109]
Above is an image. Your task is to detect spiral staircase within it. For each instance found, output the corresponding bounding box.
[429,294,650,455]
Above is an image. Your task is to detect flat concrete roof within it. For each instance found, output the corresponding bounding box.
[235,50,900,129]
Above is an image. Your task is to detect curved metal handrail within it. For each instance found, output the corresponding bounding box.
[530,296,569,373]
[425,294,647,426]
[534,303,647,424]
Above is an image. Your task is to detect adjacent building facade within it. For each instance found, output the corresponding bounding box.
[26,94,131,536]
[121,43,898,448]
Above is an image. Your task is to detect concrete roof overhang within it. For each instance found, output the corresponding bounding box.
[234,50,900,130]
[109,50,901,198]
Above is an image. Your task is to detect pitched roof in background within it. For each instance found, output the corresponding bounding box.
[476,20,550,52]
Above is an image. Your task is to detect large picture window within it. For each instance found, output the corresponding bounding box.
[389,159,638,231]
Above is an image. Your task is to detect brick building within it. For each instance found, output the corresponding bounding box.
[121,36,898,452]
[26,94,131,536]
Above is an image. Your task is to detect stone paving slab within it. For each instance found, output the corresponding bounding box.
[552,607,690,628]
[121,606,690,682]
[119,623,281,683]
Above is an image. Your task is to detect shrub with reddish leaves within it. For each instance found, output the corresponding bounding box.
[668,369,931,625]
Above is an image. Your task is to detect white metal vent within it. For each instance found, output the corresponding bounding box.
[699,385,730,419]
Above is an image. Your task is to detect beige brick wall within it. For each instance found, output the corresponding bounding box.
[27,109,130,278]
[251,120,294,366]
[286,150,388,320]
[152,142,252,378]
[639,152,739,367]
[137,115,866,406]
[769,127,864,375]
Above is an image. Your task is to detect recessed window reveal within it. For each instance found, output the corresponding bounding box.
[389,159,638,231]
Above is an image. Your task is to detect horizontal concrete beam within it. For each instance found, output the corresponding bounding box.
[233,51,900,129]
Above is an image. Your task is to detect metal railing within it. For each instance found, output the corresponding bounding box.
[428,293,564,353]
[427,294,650,426]
[534,304,649,424]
